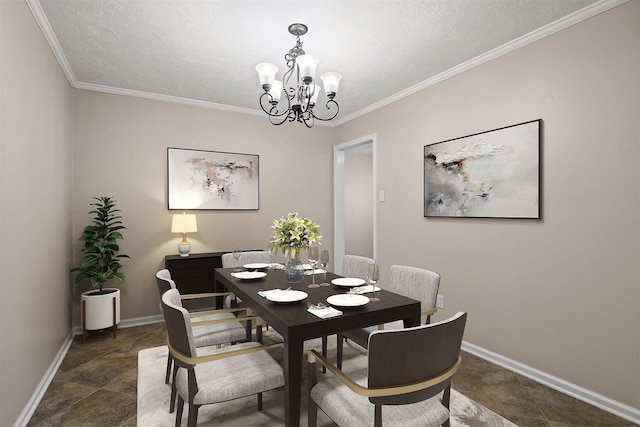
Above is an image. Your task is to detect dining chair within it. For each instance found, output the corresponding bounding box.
[320,254,375,371]
[221,250,272,307]
[308,311,467,427]
[336,264,440,369]
[156,269,256,411]
[341,254,376,279]
[221,250,272,269]
[162,288,285,427]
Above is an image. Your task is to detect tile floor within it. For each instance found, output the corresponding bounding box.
[27,322,636,427]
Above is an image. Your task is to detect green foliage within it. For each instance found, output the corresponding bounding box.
[71,197,130,293]
[270,212,321,258]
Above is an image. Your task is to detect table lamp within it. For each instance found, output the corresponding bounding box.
[171,213,197,257]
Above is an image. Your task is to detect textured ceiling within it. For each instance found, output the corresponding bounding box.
[28,0,615,125]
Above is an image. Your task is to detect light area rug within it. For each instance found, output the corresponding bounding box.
[138,337,517,427]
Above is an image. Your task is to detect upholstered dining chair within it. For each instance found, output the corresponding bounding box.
[221,250,272,269]
[336,264,440,369]
[341,254,376,279]
[162,288,285,427]
[221,250,272,307]
[319,254,376,370]
[308,311,467,427]
[156,269,255,411]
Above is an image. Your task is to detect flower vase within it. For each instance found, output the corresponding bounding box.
[285,254,304,284]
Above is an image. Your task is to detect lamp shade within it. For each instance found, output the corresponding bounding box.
[256,63,278,91]
[296,54,319,84]
[321,72,342,97]
[268,80,283,102]
[171,213,197,233]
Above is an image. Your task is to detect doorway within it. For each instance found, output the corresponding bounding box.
[333,134,377,274]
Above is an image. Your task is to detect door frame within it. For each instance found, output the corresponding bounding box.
[333,134,377,274]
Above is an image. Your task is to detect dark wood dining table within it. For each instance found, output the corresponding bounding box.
[214,266,421,426]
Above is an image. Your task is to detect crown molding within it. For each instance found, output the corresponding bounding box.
[333,0,628,126]
[27,0,626,129]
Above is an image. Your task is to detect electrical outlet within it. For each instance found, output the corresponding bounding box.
[436,294,445,309]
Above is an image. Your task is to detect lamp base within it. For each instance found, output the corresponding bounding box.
[177,243,191,257]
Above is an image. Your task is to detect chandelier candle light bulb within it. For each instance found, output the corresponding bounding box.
[256,23,341,128]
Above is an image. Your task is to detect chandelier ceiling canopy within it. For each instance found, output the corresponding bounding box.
[256,23,341,128]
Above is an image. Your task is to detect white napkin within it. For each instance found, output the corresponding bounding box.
[258,289,282,298]
[304,269,326,276]
[350,285,381,294]
[270,263,285,270]
[307,306,343,319]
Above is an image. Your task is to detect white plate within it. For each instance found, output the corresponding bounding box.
[266,290,308,303]
[243,263,270,270]
[231,271,267,280]
[327,294,369,307]
[331,277,366,287]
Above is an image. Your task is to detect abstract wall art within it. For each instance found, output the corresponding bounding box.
[424,119,541,218]
[168,148,259,210]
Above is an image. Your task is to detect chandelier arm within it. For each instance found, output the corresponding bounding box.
[268,110,291,126]
[258,93,290,118]
[309,99,340,122]
[301,111,314,128]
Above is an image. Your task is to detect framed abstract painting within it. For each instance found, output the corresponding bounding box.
[168,148,259,210]
[424,119,541,218]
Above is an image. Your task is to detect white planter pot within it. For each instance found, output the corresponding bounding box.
[81,288,121,331]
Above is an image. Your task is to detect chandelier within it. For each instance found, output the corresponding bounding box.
[255,23,342,128]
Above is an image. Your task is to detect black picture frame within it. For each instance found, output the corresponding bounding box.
[424,119,541,218]
[167,147,259,210]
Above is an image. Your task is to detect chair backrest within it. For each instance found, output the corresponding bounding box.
[161,288,197,359]
[156,269,177,300]
[389,265,440,314]
[221,250,271,268]
[342,255,375,280]
[367,311,467,405]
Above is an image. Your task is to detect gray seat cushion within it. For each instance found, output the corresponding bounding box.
[310,368,450,427]
[191,312,247,347]
[175,342,284,405]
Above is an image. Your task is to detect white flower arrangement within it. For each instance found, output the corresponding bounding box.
[270,212,321,258]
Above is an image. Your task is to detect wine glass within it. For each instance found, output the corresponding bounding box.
[319,250,330,286]
[307,246,320,288]
[368,263,380,302]
[232,248,243,272]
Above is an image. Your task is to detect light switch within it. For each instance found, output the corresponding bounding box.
[378,190,385,202]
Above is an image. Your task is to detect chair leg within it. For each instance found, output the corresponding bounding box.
[175,396,184,427]
[374,404,382,427]
[170,364,179,413]
[257,392,263,411]
[165,353,173,384]
[187,403,199,427]
[321,336,328,373]
[336,333,344,370]
[308,360,318,427]
[308,398,318,427]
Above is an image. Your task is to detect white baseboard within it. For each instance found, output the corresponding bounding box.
[13,334,74,427]
[15,320,639,426]
[462,341,640,425]
[70,314,164,336]
[15,316,164,427]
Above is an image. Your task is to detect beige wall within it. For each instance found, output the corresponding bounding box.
[71,90,335,324]
[0,1,73,425]
[335,1,639,409]
[345,152,373,258]
[3,1,639,425]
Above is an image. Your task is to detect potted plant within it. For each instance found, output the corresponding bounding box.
[71,196,129,342]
